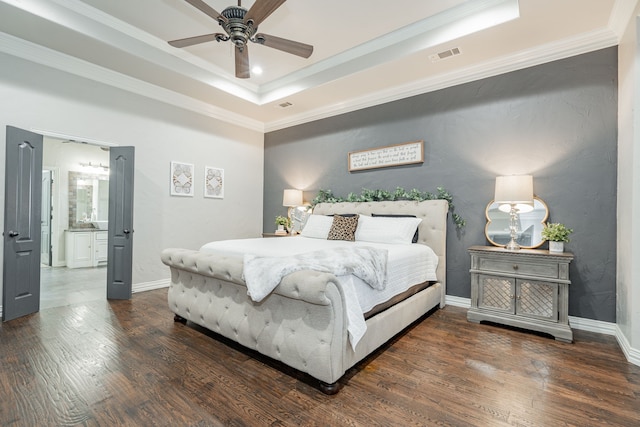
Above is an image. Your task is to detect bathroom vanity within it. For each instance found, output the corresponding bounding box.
[65,229,108,268]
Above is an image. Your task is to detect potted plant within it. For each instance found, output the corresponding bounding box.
[275,215,290,233]
[541,222,573,253]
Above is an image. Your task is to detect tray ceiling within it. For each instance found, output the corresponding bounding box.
[0,0,631,131]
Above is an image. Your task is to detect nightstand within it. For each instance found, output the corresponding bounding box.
[467,245,574,342]
[262,232,294,238]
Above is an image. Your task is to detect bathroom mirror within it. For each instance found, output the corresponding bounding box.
[485,197,549,249]
[68,171,109,229]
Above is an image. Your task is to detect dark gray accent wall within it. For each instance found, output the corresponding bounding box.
[264,47,618,322]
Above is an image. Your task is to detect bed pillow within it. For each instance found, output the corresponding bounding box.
[327,214,359,241]
[300,214,334,239]
[355,214,422,244]
[371,213,420,243]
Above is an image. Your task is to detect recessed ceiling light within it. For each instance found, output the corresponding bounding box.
[252,66,263,75]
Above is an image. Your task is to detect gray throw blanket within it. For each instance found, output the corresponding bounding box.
[242,246,388,302]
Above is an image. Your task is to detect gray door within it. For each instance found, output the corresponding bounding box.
[3,126,43,321]
[106,146,134,299]
[40,170,52,266]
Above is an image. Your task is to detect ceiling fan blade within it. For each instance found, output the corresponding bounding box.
[244,0,286,27]
[183,0,227,23]
[254,33,313,58]
[168,33,223,48]
[235,46,250,79]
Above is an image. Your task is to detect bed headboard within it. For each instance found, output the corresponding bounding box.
[312,200,448,291]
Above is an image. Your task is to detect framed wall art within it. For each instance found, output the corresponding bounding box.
[170,161,194,197]
[348,140,424,172]
[204,166,224,199]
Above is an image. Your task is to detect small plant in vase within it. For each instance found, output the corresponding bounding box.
[275,215,291,234]
[541,222,573,253]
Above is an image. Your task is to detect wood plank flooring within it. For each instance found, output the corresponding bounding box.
[1,289,638,426]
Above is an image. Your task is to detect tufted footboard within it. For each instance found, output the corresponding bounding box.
[161,248,349,385]
[161,247,444,391]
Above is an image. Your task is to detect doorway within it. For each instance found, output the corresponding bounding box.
[41,137,111,310]
[3,126,135,321]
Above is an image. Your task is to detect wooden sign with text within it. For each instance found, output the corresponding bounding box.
[348,140,424,172]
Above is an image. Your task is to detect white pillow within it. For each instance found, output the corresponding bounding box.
[300,215,334,239]
[355,214,422,244]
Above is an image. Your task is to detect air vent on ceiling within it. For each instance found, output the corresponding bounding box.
[277,101,293,108]
[429,47,461,63]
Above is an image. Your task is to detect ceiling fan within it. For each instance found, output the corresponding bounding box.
[168,0,314,79]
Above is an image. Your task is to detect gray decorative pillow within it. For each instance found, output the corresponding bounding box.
[327,215,359,241]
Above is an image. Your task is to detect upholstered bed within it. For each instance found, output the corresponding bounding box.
[161,200,448,393]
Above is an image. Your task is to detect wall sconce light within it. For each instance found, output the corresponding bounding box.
[494,175,534,251]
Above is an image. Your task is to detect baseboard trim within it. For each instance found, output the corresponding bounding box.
[615,325,640,367]
[568,315,617,335]
[443,295,639,368]
[444,295,471,308]
[132,278,170,294]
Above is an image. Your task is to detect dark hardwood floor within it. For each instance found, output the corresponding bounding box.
[1,289,638,426]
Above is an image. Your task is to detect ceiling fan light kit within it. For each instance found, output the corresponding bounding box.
[169,0,314,79]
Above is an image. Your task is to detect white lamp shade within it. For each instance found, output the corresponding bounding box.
[283,189,303,207]
[494,175,534,205]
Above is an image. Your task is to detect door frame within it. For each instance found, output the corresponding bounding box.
[3,128,134,320]
[41,169,53,267]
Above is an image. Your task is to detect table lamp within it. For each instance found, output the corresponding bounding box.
[494,175,534,251]
[283,189,303,233]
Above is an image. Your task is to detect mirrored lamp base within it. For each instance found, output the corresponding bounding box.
[505,237,521,251]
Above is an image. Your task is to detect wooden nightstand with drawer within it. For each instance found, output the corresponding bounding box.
[467,245,574,342]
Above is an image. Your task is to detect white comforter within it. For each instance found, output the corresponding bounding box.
[200,236,438,349]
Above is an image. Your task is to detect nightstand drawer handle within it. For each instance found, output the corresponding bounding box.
[512,264,519,270]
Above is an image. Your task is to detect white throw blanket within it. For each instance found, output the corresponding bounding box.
[242,246,388,303]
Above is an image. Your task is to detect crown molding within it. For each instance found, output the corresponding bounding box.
[255,0,520,104]
[608,0,640,39]
[0,32,265,132]
[0,6,623,135]
[3,0,518,106]
[264,28,618,132]
[6,0,259,100]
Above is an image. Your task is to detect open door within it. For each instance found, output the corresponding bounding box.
[106,146,134,299]
[3,126,43,321]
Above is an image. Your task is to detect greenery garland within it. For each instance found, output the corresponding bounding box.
[311,187,466,229]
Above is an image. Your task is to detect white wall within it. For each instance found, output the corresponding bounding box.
[0,52,264,303]
[617,9,640,358]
